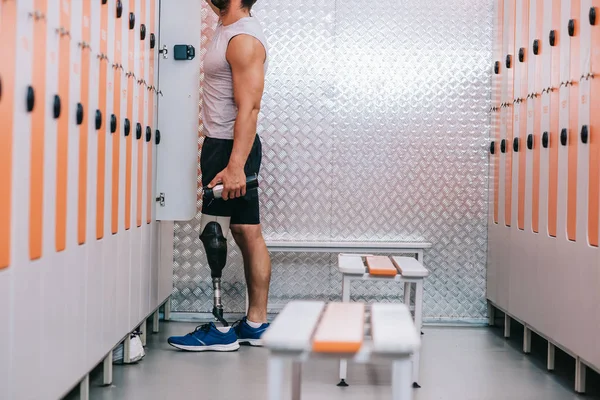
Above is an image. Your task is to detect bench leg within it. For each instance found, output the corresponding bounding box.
[338,274,351,386]
[504,314,511,338]
[153,309,160,333]
[487,302,495,326]
[338,360,349,386]
[79,374,89,400]
[575,357,586,394]
[547,343,555,371]
[392,358,412,400]
[523,326,531,354]
[123,335,131,364]
[291,361,302,400]
[412,351,421,388]
[103,350,113,385]
[268,355,286,400]
[403,282,411,308]
[414,281,423,333]
[164,298,171,321]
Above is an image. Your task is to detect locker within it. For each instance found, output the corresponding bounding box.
[493,0,505,226]
[112,0,124,235]
[78,0,92,245]
[125,0,136,231]
[504,0,516,228]
[589,1,600,246]
[516,0,529,231]
[146,0,156,225]
[531,0,544,234]
[136,0,146,229]
[0,0,18,268]
[55,0,72,252]
[549,0,562,237]
[29,0,49,260]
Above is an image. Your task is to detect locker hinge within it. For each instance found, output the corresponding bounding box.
[156,193,165,207]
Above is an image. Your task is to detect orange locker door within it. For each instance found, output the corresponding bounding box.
[56,0,72,252]
[125,1,136,231]
[590,2,600,246]
[505,0,516,227]
[493,0,505,225]
[78,0,92,245]
[517,0,529,230]
[532,0,545,233]
[567,0,581,241]
[29,0,49,260]
[137,0,147,228]
[0,0,18,268]
[548,0,562,237]
[112,0,124,235]
[147,0,156,225]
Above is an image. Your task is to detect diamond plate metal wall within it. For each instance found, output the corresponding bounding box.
[172,0,493,321]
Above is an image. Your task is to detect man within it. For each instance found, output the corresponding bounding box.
[168,0,271,351]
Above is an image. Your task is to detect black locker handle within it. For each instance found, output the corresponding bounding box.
[560,128,568,146]
[102,0,107,4]
[145,126,152,142]
[53,95,61,119]
[591,7,597,26]
[490,141,496,155]
[136,123,142,140]
[513,137,520,152]
[155,129,161,145]
[500,139,507,153]
[110,114,117,133]
[581,125,589,144]
[95,110,103,130]
[494,61,500,75]
[0,76,3,101]
[568,19,576,37]
[549,30,557,46]
[124,118,131,136]
[26,86,35,112]
[140,24,146,40]
[116,0,123,18]
[518,48,525,63]
[527,134,534,150]
[76,103,84,125]
[129,12,135,30]
[506,54,512,69]
[150,33,156,49]
[533,39,540,55]
[542,132,549,148]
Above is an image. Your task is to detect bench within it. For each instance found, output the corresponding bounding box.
[262,300,420,400]
[337,254,430,388]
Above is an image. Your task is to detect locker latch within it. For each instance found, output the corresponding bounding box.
[159,45,169,59]
[156,193,165,207]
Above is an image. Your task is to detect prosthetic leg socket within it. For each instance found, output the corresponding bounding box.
[200,214,230,326]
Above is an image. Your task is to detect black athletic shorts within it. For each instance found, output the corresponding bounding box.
[200,135,262,225]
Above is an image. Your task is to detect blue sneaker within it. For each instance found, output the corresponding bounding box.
[167,323,240,352]
[233,317,270,346]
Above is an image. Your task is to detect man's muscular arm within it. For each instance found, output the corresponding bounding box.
[208,34,266,200]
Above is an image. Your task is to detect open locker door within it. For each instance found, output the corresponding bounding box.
[155,0,203,221]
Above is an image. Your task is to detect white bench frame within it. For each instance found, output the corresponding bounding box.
[264,301,419,400]
[335,249,430,388]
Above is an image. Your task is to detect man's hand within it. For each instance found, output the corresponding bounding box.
[208,166,247,200]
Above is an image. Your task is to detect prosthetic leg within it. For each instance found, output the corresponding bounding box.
[200,214,231,326]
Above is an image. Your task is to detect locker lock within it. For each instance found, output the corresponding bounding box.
[116,0,123,18]
[53,95,61,119]
[129,12,135,30]
[542,132,549,148]
[95,110,103,130]
[124,118,131,136]
[549,30,557,46]
[527,134,534,150]
[155,129,161,145]
[505,54,512,69]
[591,7,597,26]
[140,24,147,40]
[581,125,589,144]
[150,33,156,49]
[110,114,117,133]
[518,48,525,63]
[568,19,576,37]
[533,39,540,55]
[76,103,84,125]
[513,137,520,152]
[560,128,568,146]
[500,139,507,153]
[494,61,500,75]
[26,86,35,112]
[145,126,152,142]
[136,123,142,140]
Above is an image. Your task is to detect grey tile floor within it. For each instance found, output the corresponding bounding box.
[65,319,600,400]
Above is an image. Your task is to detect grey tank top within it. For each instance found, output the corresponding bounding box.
[202,16,269,140]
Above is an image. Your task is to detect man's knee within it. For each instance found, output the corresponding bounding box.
[231,224,264,245]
